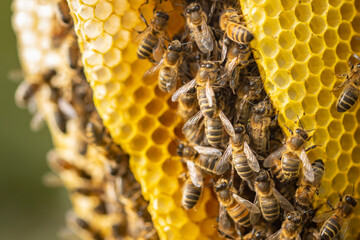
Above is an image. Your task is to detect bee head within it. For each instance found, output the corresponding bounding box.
[177,143,185,156]
[155,11,169,21]
[168,40,182,52]
[214,179,228,192]
[234,123,245,134]
[255,169,269,182]
[186,3,201,14]
[345,195,357,207]
[295,128,308,140]
[254,231,265,240]
[287,211,302,224]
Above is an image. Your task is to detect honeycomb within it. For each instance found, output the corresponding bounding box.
[239,0,360,238]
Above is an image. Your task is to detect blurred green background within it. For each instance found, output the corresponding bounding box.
[0,0,71,239]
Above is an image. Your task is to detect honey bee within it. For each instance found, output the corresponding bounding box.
[248,98,277,157]
[136,11,169,61]
[302,227,320,240]
[313,195,357,240]
[267,211,303,240]
[181,177,202,210]
[67,37,81,70]
[185,3,214,53]
[214,178,260,228]
[220,123,260,189]
[264,126,315,183]
[55,0,73,27]
[182,123,206,146]
[254,170,294,222]
[145,40,183,92]
[219,8,254,45]
[177,89,198,121]
[295,159,325,210]
[334,56,360,113]
[217,204,243,239]
[242,221,275,239]
[15,81,39,108]
[66,211,104,240]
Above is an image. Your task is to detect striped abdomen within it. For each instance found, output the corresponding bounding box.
[197,155,229,175]
[226,200,251,227]
[137,33,158,59]
[197,87,216,118]
[319,214,342,240]
[259,195,280,222]
[226,22,254,45]
[181,179,201,210]
[249,117,270,156]
[336,83,360,112]
[282,152,300,182]
[205,116,223,148]
[158,66,177,92]
[232,148,254,180]
[271,158,285,182]
[312,159,325,186]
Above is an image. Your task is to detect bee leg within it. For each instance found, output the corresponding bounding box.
[284,124,293,135]
[139,10,148,28]
[305,145,319,152]
[327,200,335,210]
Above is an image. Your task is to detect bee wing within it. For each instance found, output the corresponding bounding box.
[200,16,214,51]
[272,187,294,212]
[153,40,165,63]
[186,160,203,188]
[225,57,238,76]
[232,193,261,214]
[312,209,334,223]
[300,148,315,182]
[263,145,287,168]
[171,78,196,102]
[266,229,281,240]
[182,111,203,132]
[244,140,260,172]
[143,58,164,78]
[219,110,235,138]
[219,144,232,164]
[205,81,215,107]
[193,145,222,157]
[339,217,351,240]
[221,40,227,63]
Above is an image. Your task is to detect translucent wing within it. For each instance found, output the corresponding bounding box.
[221,39,227,63]
[267,229,281,240]
[224,57,238,77]
[219,110,235,137]
[244,140,260,172]
[205,81,215,107]
[194,145,222,157]
[219,144,232,164]
[300,148,315,182]
[250,193,260,224]
[182,111,203,132]
[134,26,152,43]
[171,78,196,102]
[144,58,164,78]
[273,187,294,212]
[199,16,214,52]
[186,160,203,188]
[153,40,165,63]
[263,145,287,168]
[312,210,334,223]
[339,217,351,240]
[232,193,260,214]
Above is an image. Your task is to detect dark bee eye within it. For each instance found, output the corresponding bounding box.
[206,63,213,68]
[164,14,169,20]
[156,11,161,17]
[295,128,301,134]
[194,4,200,11]
[168,45,174,51]
[287,214,292,220]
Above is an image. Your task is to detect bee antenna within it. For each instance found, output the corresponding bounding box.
[306,128,316,132]
[174,3,187,6]
[296,115,304,128]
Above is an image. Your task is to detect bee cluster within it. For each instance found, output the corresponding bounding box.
[13,0,159,239]
[137,0,358,239]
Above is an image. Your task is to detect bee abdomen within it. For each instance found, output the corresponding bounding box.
[260,197,280,222]
[159,67,176,92]
[336,85,359,112]
[205,117,223,148]
[320,215,342,240]
[137,33,158,59]
[227,22,254,45]
[282,154,300,181]
[198,88,216,118]
[227,203,251,227]
[182,181,201,210]
[233,152,254,180]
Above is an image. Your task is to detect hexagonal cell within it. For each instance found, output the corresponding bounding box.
[326,140,340,159]
[336,42,351,60]
[313,127,328,146]
[324,160,337,179]
[133,86,151,103]
[291,64,308,82]
[264,1,281,17]
[337,153,351,171]
[259,37,279,58]
[327,9,341,28]
[127,105,142,119]
[352,16,360,34]
[356,0,360,12]
[318,89,333,108]
[294,23,311,42]
[249,7,266,25]
[145,98,164,115]
[308,56,324,74]
[278,31,296,49]
[348,166,360,183]
[328,120,343,138]
[157,175,179,196]
[262,18,280,36]
[179,222,200,240]
[324,29,339,47]
[329,0,341,7]
[338,22,352,41]
[334,61,349,75]
[292,43,311,62]
[276,50,293,69]
[284,103,303,121]
[352,147,360,163]
[154,85,168,98]
[295,4,312,22]
[159,110,178,127]
[287,83,305,101]
[322,50,337,68]
[332,173,347,191]
[330,101,343,119]
[309,36,325,54]
[166,208,187,229]
[355,128,360,144]
[153,194,174,215]
[320,68,335,87]
[318,179,330,198]
[119,123,134,140]
[315,108,331,126]
[279,11,296,30]
[340,2,355,21]
[138,116,156,133]
[311,0,328,15]
[351,36,360,53]
[305,75,321,94]
[343,114,356,132]
[281,0,297,10]
[205,198,219,218]
[300,115,316,130]
[200,218,217,237]
[273,70,291,89]
[152,127,170,145]
[265,58,278,75]
[162,158,183,176]
[310,16,326,34]
[130,135,148,151]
